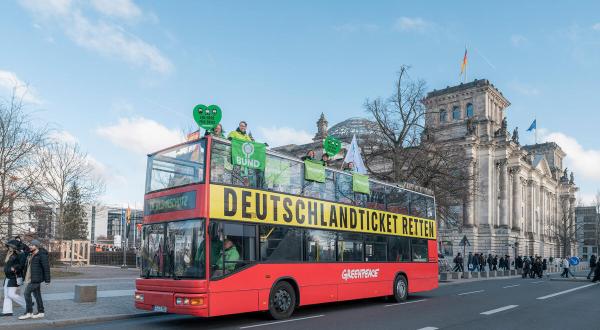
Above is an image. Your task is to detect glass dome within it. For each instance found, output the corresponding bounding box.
[327,117,383,141]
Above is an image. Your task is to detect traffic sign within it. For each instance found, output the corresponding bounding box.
[459,235,471,247]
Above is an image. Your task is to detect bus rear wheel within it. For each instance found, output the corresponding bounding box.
[393,275,408,302]
[268,281,296,320]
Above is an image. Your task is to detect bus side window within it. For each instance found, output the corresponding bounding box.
[367,183,386,210]
[388,236,410,262]
[411,238,429,262]
[387,188,409,214]
[335,172,354,204]
[364,235,387,262]
[304,230,336,262]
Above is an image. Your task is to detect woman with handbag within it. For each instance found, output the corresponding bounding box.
[2,239,26,316]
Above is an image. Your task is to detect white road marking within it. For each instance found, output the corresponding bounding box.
[385,299,427,307]
[503,284,520,288]
[536,283,598,300]
[239,315,325,329]
[417,327,438,330]
[457,290,484,296]
[531,281,544,284]
[480,305,519,315]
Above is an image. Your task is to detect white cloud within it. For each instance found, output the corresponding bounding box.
[592,23,600,31]
[86,154,127,186]
[90,0,142,21]
[19,0,173,74]
[510,34,527,47]
[393,17,431,32]
[49,130,78,144]
[333,23,379,33]
[509,81,540,96]
[0,69,42,104]
[256,126,313,148]
[542,131,600,181]
[538,131,600,205]
[96,117,183,154]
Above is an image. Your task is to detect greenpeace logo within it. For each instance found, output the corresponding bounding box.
[341,268,380,281]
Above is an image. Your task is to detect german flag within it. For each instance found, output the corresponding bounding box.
[460,48,468,76]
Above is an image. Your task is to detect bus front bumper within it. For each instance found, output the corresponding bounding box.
[135,291,209,317]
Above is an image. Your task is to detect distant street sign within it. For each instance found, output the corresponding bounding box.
[569,256,580,266]
[459,235,471,247]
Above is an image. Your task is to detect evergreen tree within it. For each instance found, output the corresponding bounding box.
[62,182,88,240]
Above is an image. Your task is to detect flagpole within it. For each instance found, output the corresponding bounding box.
[535,117,537,144]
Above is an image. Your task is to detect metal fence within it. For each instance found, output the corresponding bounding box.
[89,251,137,267]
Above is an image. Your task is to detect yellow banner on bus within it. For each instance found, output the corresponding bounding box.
[209,185,436,240]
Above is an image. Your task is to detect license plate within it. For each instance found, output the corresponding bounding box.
[153,305,167,313]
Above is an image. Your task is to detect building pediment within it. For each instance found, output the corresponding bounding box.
[532,155,552,177]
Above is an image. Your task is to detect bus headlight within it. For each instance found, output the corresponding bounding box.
[135,293,144,302]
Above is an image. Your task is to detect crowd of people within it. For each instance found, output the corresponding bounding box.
[2,236,51,320]
[452,252,513,273]
[452,251,600,282]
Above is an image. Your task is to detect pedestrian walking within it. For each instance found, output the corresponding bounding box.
[592,260,600,282]
[586,255,596,280]
[2,240,27,316]
[18,240,51,320]
[478,253,485,272]
[522,257,531,278]
[453,253,464,272]
[467,252,474,271]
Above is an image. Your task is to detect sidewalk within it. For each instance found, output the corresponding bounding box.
[0,265,153,329]
[0,296,157,329]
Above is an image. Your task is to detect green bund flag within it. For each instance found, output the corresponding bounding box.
[304,160,325,183]
[231,139,266,171]
[352,173,370,194]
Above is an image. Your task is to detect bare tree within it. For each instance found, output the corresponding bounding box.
[362,66,475,227]
[0,90,48,237]
[551,199,580,258]
[37,141,105,240]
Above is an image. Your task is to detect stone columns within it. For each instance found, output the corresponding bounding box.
[498,161,509,228]
[510,167,521,231]
[463,160,476,227]
[527,180,534,233]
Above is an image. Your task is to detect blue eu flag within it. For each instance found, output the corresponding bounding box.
[527,119,536,132]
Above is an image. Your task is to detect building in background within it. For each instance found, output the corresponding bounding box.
[278,79,579,258]
[576,206,599,261]
[105,206,143,249]
[423,79,578,258]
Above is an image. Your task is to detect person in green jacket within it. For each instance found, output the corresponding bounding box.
[227,121,253,141]
[213,239,240,277]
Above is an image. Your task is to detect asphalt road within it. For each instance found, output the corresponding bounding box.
[48,272,599,330]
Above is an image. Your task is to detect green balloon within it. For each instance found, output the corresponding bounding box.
[193,104,222,130]
[323,136,341,157]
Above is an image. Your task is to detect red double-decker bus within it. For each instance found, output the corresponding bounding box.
[135,135,438,319]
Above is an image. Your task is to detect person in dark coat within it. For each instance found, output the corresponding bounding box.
[592,260,600,282]
[18,240,50,320]
[587,255,597,280]
[2,240,26,316]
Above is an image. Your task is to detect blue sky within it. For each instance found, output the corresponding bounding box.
[1,0,599,206]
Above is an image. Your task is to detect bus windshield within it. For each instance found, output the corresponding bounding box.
[141,219,206,279]
[146,139,206,193]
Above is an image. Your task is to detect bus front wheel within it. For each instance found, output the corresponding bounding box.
[268,281,296,320]
[393,275,408,302]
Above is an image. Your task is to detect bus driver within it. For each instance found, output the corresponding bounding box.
[213,239,240,277]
